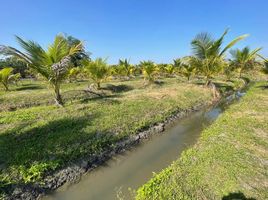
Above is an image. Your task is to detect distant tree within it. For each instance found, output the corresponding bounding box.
[0,56,28,78]
[0,34,84,105]
[190,29,248,85]
[164,64,176,77]
[84,58,110,89]
[230,47,262,78]
[67,67,81,82]
[140,61,158,83]
[66,35,91,67]
[173,58,196,81]
[182,58,196,81]
[258,54,268,76]
[118,59,134,78]
[224,64,235,81]
[0,67,20,91]
[263,61,268,75]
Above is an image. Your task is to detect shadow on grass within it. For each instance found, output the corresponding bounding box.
[0,113,118,184]
[15,85,44,91]
[213,82,234,92]
[222,192,256,200]
[79,92,121,104]
[15,83,45,91]
[102,84,134,93]
[154,80,165,85]
[257,84,268,90]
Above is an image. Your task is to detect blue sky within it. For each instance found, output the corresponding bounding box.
[0,0,267,64]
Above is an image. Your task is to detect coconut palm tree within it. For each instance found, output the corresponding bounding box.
[264,61,268,75]
[257,54,268,75]
[0,67,20,91]
[224,64,235,81]
[230,47,262,78]
[173,57,196,81]
[164,64,176,77]
[0,34,84,105]
[67,67,81,82]
[118,59,134,78]
[190,29,248,85]
[84,58,110,89]
[140,61,158,83]
[181,57,196,81]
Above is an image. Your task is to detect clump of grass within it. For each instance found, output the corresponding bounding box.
[136,82,268,200]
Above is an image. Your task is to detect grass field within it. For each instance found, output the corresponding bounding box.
[0,77,223,196]
[136,81,268,200]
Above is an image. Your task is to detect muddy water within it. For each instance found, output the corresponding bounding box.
[45,96,237,200]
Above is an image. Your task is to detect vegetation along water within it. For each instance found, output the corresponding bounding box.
[0,28,267,200]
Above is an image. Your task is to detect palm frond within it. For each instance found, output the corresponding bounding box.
[191,32,213,59]
[220,34,249,56]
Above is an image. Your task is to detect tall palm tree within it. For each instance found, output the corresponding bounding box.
[230,47,262,78]
[84,58,110,89]
[0,34,84,105]
[190,29,248,84]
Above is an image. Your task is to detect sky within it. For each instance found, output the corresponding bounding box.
[0,0,267,64]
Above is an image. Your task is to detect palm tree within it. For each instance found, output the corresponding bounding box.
[164,64,176,77]
[173,57,196,81]
[118,59,134,78]
[224,64,235,81]
[0,34,84,105]
[190,29,248,85]
[230,47,262,78]
[84,58,110,89]
[264,61,268,75]
[181,57,196,81]
[258,54,268,75]
[68,67,81,82]
[140,61,158,83]
[0,67,16,91]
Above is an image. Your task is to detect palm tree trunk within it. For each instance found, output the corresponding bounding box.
[239,69,242,78]
[205,76,210,86]
[54,84,63,106]
[97,82,101,90]
[2,82,9,91]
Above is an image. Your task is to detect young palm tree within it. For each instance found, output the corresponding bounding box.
[224,64,235,81]
[140,61,158,83]
[118,59,134,78]
[0,35,84,105]
[263,61,268,75]
[190,29,248,85]
[84,58,110,89]
[68,67,81,82]
[258,54,268,76]
[164,64,176,76]
[230,47,262,78]
[173,57,196,81]
[0,67,16,91]
[178,57,196,81]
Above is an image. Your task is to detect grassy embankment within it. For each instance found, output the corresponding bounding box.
[0,77,223,196]
[136,81,268,200]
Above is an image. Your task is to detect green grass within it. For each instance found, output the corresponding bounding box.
[0,77,217,195]
[136,81,268,200]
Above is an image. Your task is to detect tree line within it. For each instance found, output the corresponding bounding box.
[0,29,267,105]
